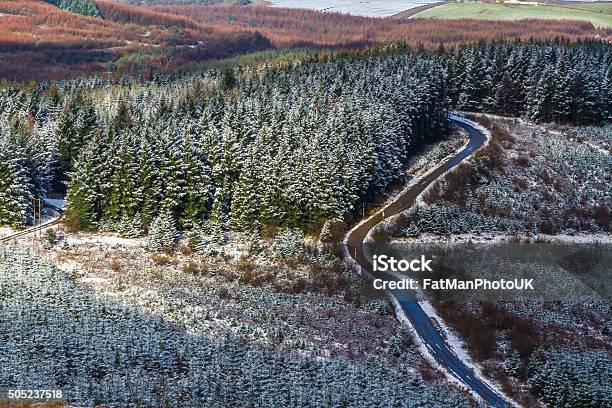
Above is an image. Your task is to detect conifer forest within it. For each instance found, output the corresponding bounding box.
[1,41,610,231]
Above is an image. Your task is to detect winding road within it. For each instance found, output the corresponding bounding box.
[345,116,509,407]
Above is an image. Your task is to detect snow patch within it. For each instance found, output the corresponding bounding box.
[392,232,612,246]
[66,234,143,247]
[0,227,13,239]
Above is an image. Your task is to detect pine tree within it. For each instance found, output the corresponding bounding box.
[65,133,107,230]
[601,66,612,122]
[503,350,523,377]
[457,49,486,112]
[180,133,212,230]
[230,149,261,230]
[0,147,31,226]
[209,186,227,229]
[53,92,98,193]
[146,210,178,252]
[529,67,556,122]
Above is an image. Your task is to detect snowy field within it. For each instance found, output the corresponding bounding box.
[269,0,439,17]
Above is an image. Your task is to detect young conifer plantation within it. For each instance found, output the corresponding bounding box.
[0,246,471,407]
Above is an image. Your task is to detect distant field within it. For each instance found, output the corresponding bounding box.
[269,0,439,17]
[412,3,612,28]
[556,2,612,15]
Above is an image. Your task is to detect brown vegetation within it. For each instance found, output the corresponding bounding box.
[62,208,82,232]
[436,301,543,365]
[150,252,172,266]
[182,259,208,275]
[95,0,201,30]
[110,259,122,271]
[0,1,609,81]
[0,0,269,81]
[154,4,611,49]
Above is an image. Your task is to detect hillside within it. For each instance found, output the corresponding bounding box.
[411,2,612,28]
[44,0,100,16]
[0,1,610,81]
[156,4,611,48]
[0,20,610,405]
[0,245,470,407]
[1,40,609,230]
[379,114,611,404]
[0,0,270,81]
[117,0,247,4]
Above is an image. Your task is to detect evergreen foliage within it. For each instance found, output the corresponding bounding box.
[528,348,611,407]
[0,40,609,229]
[0,246,471,407]
[445,41,612,124]
[62,50,448,232]
[265,229,304,260]
[147,211,179,252]
[45,0,100,17]
[0,91,52,226]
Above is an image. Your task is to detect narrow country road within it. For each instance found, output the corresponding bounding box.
[345,116,509,407]
[0,217,62,244]
[0,202,64,244]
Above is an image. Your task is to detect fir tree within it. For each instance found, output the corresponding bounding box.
[147,210,178,252]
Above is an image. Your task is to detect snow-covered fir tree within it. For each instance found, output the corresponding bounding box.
[147,210,179,252]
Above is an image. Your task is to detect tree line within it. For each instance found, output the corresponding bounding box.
[445,40,612,124]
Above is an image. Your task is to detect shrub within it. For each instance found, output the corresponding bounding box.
[43,228,58,245]
[594,204,610,231]
[515,155,530,167]
[474,140,505,172]
[110,259,122,272]
[181,260,207,275]
[217,286,230,299]
[467,113,492,128]
[62,209,82,232]
[177,240,193,255]
[150,253,171,266]
[265,229,304,260]
[491,124,515,145]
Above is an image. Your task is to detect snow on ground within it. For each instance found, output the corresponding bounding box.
[0,227,13,239]
[391,115,611,239]
[358,114,610,405]
[1,245,471,407]
[270,0,439,17]
[348,125,506,403]
[17,226,421,368]
[65,233,144,248]
[43,197,66,210]
[392,232,612,245]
